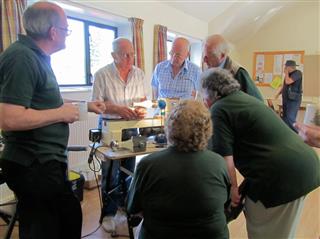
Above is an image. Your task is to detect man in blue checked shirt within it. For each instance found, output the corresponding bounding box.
[152,37,201,100]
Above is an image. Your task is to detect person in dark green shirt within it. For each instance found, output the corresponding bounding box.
[0,2,104,239]
[201,68,320,239]
[203,34,264,101]
[127,100,230,239]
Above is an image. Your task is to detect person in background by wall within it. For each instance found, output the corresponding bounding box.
[0,2,105,239]
[151,37,201,100]
[127,100,230,239]
[91,37,147,233]
[202,68,319,239]
[275,60,303,132]
[203,34,263,101]
[294,122,320,148]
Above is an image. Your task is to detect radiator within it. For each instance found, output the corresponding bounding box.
[67,113,99,173]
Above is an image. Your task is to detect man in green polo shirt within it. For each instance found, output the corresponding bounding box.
[0,2,104,239]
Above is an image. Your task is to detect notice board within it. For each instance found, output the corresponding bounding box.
[253,50,304,89]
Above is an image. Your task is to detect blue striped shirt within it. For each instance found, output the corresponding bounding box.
[151,60,201,99]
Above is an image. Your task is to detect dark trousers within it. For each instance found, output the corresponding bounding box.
[2,159,82,239]
[101,128,137,218]
[282,97,301,133]
[101,157,136,217]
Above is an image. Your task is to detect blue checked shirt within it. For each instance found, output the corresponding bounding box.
[151,60,201,99]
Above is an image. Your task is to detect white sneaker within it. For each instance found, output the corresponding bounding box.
[102,216,116,232]
[115,208,127,223]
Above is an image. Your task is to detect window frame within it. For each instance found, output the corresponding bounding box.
[56,16,118,87]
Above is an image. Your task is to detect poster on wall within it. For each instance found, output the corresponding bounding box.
[255,54,264,80]
[273,55,283,75]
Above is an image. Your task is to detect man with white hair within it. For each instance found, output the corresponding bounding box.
[0,2,105,238]
[203,34,263,101]
[151,37,201,99]
[92,37,147,233]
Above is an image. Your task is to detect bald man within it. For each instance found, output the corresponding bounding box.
[0,2,105,238]
[203,34,263,101]
[152,37,201,99]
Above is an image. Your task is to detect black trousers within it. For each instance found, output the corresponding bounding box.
[2,159,82,239]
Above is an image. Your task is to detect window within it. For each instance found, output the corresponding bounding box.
[51,17,117,86]
[166,40,173,60]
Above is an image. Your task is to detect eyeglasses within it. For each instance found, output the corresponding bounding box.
[169,51,183,58]
[119,52,136,59]
[55,26,72,36]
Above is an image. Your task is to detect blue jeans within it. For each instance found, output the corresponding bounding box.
[282,96,301,133]
[100,128,137,218]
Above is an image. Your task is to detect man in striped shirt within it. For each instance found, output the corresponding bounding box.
[92,37,146,233]
[152,37,201,100]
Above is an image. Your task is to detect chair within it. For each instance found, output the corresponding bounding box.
[0,169,18,239]
[266,99,282,116]
[266,99,276,111]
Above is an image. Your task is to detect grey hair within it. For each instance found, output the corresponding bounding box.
[201,68,240,100]
[23,2,62,40]
[112,37,131,53]
[212,40,230,57]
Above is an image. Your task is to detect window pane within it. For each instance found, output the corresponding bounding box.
[167,41,173,60]
[89,25,115,77]
[51,18,86,85]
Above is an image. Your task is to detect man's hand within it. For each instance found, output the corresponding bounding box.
[116,105,138,120]
[134,106,147,119]
[58,103,80,123]
[230,185,241,207]
[294,122,320,148]
[88,101,106,114]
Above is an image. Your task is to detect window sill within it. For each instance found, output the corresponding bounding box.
[60,86,92,93]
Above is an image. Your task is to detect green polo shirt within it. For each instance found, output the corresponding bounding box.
[210,91,320,208]
[0,34,68,166]
[127,147,230,239]
[234,67,264,101]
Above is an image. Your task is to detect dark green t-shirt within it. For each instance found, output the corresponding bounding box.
[0,35,68,166]
[127,147,230,239]
[210,91,320,207]
[234,67,264,101]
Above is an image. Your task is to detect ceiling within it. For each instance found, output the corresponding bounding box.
[159,0,303,45]
[163,1,235,22]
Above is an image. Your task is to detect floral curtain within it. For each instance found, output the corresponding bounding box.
[0,0,26,52]
[153,24,167,69]
[129,17,145,72]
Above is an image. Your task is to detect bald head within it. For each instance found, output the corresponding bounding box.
[172,37,190,53]
[170,37,190,68]
[204,34,230,68]
[112,38,133,53]
[23,1,66,40]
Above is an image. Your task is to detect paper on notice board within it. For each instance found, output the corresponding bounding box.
[264,73,273,83]
[284,54,293,65]
[270,76,283,89]
[273,55,283,75]
[255,54,264,77]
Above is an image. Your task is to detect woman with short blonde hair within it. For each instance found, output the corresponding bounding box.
[165,100,212,152]
[127,100,231,239]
